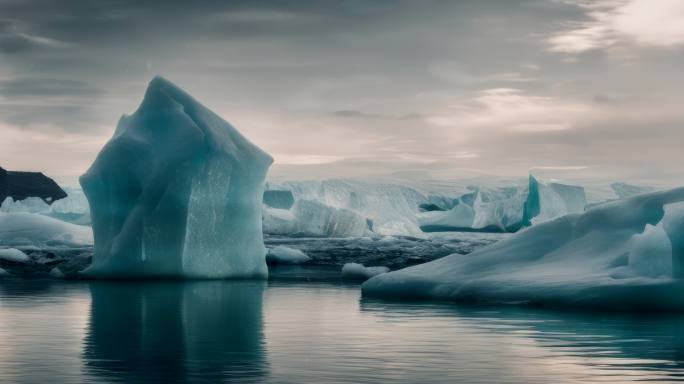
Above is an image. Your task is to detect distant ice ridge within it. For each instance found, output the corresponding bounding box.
[1,186,91,225]
[263,180,431,237]
[266,245,310,265]
[262,176,652,237]
[363,187,684,311]
[418,175,586,232]
[80,76,272,279]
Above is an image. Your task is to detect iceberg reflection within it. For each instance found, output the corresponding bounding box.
[83,281,268,383]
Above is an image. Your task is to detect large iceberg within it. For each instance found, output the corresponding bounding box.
[363,187,684,311]
[80,76,272,279]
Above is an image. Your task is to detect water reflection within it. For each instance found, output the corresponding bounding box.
[360,298,684,382]
[84,281,268,383]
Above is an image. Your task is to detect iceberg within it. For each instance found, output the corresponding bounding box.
[363,187,684,311]
[418,175,586,233]
[263,200,370,237]
[0,248,29,263]
[341,263,389,280]
[264,180,434,237]
[80,76,272,279]
[266,245,311,265]
[0,248,30,263]
[523,175,586,225]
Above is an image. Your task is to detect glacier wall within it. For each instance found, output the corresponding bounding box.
[80,76,272,279]
[264,180,430,237]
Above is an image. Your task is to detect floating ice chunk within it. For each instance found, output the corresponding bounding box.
[0,212,93,247]
[80,76,272,279]
[342,263,389,281]
[0,248,29,263]
[49,267,65,278]
[363,187,684,311]
[266,246,311,265]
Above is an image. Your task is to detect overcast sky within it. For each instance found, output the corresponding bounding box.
[1,0,683,184]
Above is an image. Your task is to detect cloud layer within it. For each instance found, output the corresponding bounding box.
[0,0,683,185]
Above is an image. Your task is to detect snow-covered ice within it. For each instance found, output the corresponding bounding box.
[263,200,369,237]
[0,248,29,263]
[49,267,65,278]
[363,186,684,311]
[266,180,431,237]
[341,263,389,280]
[80,76,272,279]
[0,212,93,247]
[266,245,311,265]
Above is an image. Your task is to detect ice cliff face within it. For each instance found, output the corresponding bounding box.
[418,175,586,233]
[363,187,684,311]
[80,76,272,279]
[263,180,429,237]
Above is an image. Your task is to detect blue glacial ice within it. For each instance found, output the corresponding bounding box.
[341,262,389,281]
[363,187,684,311]
[80,76,272,279]
[418,175,586,232]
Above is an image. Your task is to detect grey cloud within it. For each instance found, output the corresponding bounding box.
[0,0,682,183]
[0,78,101,98]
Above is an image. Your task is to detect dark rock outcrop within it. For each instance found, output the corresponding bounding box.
[0,167,67,204]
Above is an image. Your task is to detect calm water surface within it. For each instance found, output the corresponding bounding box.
[1,279,684,383]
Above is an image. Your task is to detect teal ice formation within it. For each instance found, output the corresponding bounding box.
[80,77,272,279]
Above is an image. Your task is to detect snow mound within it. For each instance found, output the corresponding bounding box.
[363,187,684,311]
[0,212,93,247]
[342,263,389,281]
[80,76,272,279]
[0,248,29,263]
[266,245,311,264]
